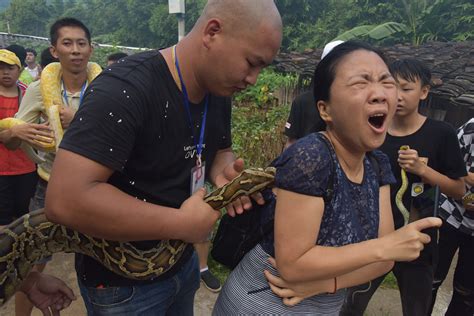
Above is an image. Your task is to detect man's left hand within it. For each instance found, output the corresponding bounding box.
[214,158,265,217]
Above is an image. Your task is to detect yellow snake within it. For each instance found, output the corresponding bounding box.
[396,145,410,225]
[0,167,276,306]
[0,62,102,167]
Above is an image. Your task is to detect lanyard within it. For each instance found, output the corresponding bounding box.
[62,80,87,108]
[174,45,208,166]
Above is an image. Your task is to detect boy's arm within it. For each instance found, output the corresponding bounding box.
[464,172,474,187]
[5,82,53,149]
[398,148,466,200]
[420,166,465,199]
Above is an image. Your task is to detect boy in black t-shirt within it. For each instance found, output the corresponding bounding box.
[341,58,466,316]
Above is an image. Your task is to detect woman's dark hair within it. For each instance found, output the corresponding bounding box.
[50,17,91,46]
[312,41,388,130]
[389,58,431,87]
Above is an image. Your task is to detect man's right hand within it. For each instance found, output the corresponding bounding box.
[10,122,54,148]
[178,188,220,243]
[378,217,442,262]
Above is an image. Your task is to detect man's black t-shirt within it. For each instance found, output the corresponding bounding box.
[284,91,324,139]
[60,50,232,286]
[379,118,466,264]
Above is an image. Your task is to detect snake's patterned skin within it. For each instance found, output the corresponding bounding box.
[396,145,411,225]
[0,167,276,305]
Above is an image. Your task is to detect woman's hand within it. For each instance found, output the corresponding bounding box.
[264,257,332,306]
[378,217,442,262]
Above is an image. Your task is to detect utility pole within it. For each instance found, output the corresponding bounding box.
[169,0,186,41]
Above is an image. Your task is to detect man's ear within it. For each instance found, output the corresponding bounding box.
[317,100,332,124]
[49,46,58,59]
[202,18,223,49]
[420,85,430,101]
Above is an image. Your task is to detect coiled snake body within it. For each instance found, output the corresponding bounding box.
[0,167,276,305]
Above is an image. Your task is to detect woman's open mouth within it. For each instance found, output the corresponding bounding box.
[368,113,386,131]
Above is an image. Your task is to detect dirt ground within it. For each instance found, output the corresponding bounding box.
[1,252,453,315]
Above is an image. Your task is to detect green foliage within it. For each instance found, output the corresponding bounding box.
[231,102,289,167]
[234,69,297,108]
[334,22,408,41]
[381,272,398,289]
[1,0,473,51]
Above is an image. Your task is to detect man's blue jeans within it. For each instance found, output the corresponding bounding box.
[78,252,200,315]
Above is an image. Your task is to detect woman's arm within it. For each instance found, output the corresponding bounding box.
[274,187,440,283]
[274,187,387,283]
[267,186,394,299]
[333,184,395,288]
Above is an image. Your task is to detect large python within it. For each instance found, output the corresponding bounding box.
[0,62,102,169]
[0,167,276,305]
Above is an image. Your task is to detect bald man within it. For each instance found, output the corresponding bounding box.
[44,0,282,314]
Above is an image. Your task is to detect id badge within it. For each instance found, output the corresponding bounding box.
[190,162,206,194]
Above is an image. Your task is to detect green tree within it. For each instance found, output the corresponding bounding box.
[2,0,51,36]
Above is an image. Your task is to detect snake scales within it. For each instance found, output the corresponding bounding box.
[0,167,276,305]
[396,145,411,225]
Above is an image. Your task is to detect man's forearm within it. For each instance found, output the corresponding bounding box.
[45,181,188,242]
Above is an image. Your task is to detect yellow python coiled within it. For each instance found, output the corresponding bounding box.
[0,167,276,306]
[396,145,410,225]
[0,63,102,164]
[40,62,102,151]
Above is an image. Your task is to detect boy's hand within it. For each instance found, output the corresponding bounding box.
[398,147,427,176]
[59,106,76,129]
